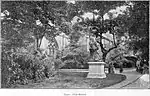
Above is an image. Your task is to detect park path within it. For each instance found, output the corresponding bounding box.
[105,68,149,89]
[60,68,149,89]
[122,74,149,89]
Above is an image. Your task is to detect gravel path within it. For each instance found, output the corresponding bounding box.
[105,68,149,89]
[122,74,149,89]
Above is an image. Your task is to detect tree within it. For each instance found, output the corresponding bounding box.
[112,1,149,65]
[53,2,85,46]
[1,1,67,51]
[2,1,74,87]
[75,1,127,62]
[2,1,148,63]
[127,1,149,65]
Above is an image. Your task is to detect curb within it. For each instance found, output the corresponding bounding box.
[105,72,142,89]
[119,75,143,88]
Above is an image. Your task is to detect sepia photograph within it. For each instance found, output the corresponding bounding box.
[1,0,149,89]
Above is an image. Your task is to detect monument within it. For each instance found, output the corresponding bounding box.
[87,62,106,78]
[87,37,106,78]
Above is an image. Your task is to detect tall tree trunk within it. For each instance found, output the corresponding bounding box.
[34,38,37,50]
[36,39,39,49]
[102,52,107,62]
[97,34,118,62]
[34,38,39,51]
[101,46,117,62]
[38,37,43,48]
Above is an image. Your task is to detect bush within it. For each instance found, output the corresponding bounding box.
[61,46,90,69]
[1,50,56,88]
[1,52,12,88]
[54,58,63,70]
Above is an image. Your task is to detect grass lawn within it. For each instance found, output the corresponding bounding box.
[11,72,126,89]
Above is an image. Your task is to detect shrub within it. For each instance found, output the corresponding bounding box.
[62,59,77,69]
[61,46,90,69]
[1,52,12,88]
[1,50,56,88]
[54,58,63,70]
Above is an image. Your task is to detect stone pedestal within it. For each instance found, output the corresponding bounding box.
[87,62,106,78]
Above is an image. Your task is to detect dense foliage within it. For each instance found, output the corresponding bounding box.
[1,1,149,87]
[1,49,62,88]
[128,1,149,66]
[61,45,90,69]
[1,1,67,87]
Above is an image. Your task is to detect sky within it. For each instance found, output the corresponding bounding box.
[67,0,75,4]
[81,5,128,20]
[67,0,131,21]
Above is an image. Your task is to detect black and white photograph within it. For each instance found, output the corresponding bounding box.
[1,0,149,89]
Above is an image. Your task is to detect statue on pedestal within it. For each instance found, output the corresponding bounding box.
[89,37,100,62]
[87,36,106,78]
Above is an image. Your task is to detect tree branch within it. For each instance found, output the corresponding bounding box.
[112,33,117,46]
[107,45,117,53]
[96,33,107,53]
[106,32,119,53]
[101,35,113,43]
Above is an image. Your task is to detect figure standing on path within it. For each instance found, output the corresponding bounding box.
[119,63,123,73]
[136,58,141,72]
[108,62,115,73]
[118,56,123,73]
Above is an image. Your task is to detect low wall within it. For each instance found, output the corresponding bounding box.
[59,69,89,72]
[59,68,109,73]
